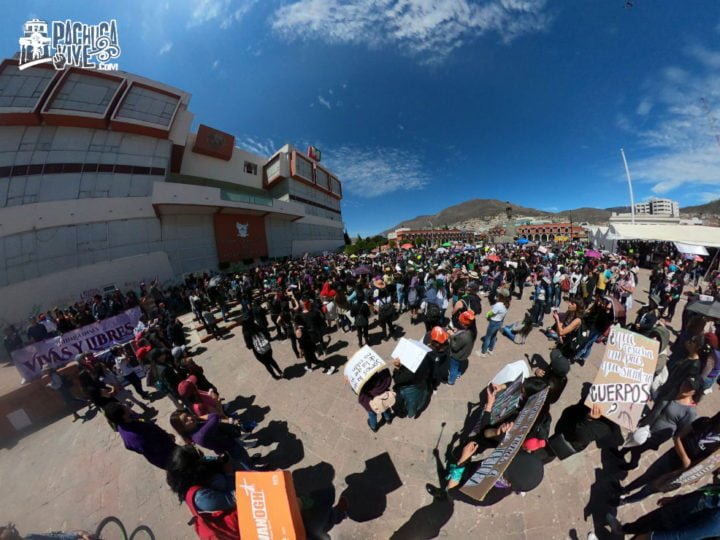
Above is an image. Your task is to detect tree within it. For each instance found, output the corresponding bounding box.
[343,230,351,245]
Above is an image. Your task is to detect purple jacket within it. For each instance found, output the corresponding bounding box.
[118,420,178,470]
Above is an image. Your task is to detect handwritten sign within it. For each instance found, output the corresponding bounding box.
[344,345,387,394]
[391,338,431,373]
[658,448,720,493]
[490,374,524,425]
[460,387,548,502]
[585,326,658,431]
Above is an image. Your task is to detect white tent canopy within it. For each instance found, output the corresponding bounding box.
[674,242,710,256]
[600,223,720,249]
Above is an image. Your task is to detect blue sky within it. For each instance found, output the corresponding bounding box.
[3,1,720,236]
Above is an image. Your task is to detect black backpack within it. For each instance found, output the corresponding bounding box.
[425,302,441,321]
[561,319,591,358]
[378,300,397,322]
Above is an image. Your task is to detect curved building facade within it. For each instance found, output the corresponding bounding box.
[0,58,345,323]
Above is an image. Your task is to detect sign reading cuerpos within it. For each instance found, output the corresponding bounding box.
[586,326,659,431]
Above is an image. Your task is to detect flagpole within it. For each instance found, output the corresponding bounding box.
[620,148,636,225]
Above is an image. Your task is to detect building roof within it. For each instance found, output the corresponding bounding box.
[608,223,720,248]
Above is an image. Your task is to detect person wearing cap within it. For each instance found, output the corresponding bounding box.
[452,281,482,341]
[422,326,452,392]
[447,311,475,385]
[479,294,511,357]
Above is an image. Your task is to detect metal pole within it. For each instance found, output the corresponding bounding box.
[428,221,433,247]
[620,148,636,225]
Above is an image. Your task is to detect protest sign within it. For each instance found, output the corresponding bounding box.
[585,326,658,432]
[236,470,306,540]
[343,345,387,394]
[491,359,530,386]
[490,374,524,425]
[12,307,142,381]
[460,387,548,502]
[391,338,431,373]
[658,448,720,493]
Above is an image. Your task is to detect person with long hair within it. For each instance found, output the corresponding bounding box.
[240,314,284,379]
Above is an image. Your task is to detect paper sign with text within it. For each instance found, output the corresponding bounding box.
[659,448,720,493]
[391,338,430,373]
[460,387,549,502]
[344,345,387,394]
[585,326,659,431]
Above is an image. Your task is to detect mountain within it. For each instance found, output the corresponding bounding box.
[383,199,719,235]
[682,199,720,215]
[388,199,550,231]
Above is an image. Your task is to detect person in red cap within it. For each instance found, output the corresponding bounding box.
[178,376,225,420]
[447,311,475,385]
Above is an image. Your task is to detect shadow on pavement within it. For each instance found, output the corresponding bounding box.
[341,452,403,522]
[391,446,455,539]
[222,393,256,416]
[283,362,308,380]
[253,420,304,469]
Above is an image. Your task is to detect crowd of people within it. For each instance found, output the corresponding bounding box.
[6,239,720,538]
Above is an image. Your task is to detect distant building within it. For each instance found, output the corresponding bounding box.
[390,228,475,244]
[516,223,585,242]
[634,198,679,217]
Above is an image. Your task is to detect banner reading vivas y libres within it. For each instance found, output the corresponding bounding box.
[585,325,659,431]
[11,307,142,381]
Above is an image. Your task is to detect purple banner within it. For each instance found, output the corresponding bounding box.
[12,307,142,381]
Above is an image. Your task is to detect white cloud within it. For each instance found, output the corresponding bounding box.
[620,45,720,197]
[236,135,277,157]
[271,0,553,64]
[636,98,652,116]
[325,146,430,197]
[697,190,720,203]
[317,95,332,109]
[212,59,220,69]
[158,41,173,55]
[189,0,258,28]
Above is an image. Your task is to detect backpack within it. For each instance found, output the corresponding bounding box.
[184,485,240,540]
[425,301,441,321]
[378,299,397,322]
[535,285,546,303]
[561,319,591,358]
[560,276,571,293]
[251,333,271,355]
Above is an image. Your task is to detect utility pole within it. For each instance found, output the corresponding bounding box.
[620,148,636,225]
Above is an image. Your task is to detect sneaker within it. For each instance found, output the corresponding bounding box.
[488,350,494,355]
[305,366,312,372]
[476,351,488,357]
[605,513,623,536]
[367,418,379,433]
[325,366,337,375]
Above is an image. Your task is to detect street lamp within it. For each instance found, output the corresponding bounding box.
[428,221,433,247]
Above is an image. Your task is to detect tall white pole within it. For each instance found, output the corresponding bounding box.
[620,148,636,225]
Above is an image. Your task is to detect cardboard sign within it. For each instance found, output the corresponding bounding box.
[460,387,549,502]
[658,448,720,493]
[344,345,387,394]
[391,338,431,373]
[236,470,306,540]
[490,374,524,425]
[491,359,530,386]
[585,326,659,431]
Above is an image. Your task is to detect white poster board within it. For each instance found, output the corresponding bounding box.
[343,345,387,394]
[491,359,531,386]
[391,338,431,373]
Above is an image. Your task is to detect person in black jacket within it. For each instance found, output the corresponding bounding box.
[392,352,432,418]
[241,315,283,379]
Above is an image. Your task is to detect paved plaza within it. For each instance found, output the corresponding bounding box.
[1,271,715,539]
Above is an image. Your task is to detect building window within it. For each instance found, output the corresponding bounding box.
[244,161,258,175]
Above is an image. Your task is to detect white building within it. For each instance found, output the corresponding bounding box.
[0,58,345,322]
[634,198,679,217]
